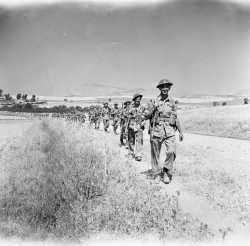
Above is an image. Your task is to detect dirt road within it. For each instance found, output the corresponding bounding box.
[1,119,250,242]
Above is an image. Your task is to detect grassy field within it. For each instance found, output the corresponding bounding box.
[0,120,212,242]
[180,104,250,140]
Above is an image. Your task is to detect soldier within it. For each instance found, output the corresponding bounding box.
[127,93,145,161]
[88,109,95,127]
[102,102,111,132]
[91,107,100,129]
[111,103,120,135]
[119,101,131,147]
[144,79,184,184]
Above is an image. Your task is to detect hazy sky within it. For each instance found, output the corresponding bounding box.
[0,0,250,97]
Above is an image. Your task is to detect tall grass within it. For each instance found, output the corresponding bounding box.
[0,120,212,241]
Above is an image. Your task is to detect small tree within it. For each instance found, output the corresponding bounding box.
[16,93,22,100]
[0,89,3,97]
[31,94,36,102]
[4,93,11,100]
[22,94,28,101]
[243,97,249,105]
[222,101,227,106]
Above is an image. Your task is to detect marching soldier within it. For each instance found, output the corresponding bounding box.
[119,101,131,147]
[127,93,145,161]
[102,102,111,132]
[93,107,101,129]
[111,103,120,135]
[88,108,95,127]
[144,79,184,184]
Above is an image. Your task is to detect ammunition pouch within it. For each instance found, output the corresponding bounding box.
[156,113,176,127]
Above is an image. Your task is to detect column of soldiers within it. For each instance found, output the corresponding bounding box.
[49,79,183,184]
[85,79,184,184]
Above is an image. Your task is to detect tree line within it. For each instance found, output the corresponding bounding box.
[0,89,36,102]
[0,103,94,114]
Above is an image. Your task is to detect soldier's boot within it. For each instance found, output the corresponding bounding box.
[119,142,125,147]
[119,137,125,147]
[161,167,172,184]
[114,126,119,135]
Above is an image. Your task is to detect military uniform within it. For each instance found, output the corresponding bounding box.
[88,110,95,127]
[144,79,183,183]
[93,108,101,129]
[119,101,131,146]
[111,104,120,135]
[102,103,111,132]
[127,94,145,161]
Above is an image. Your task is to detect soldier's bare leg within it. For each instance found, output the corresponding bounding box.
[113,120,119,134]
[106,120,110,132]
[128,128,135,157]
[120,125,125,146]
[103,119,109,132]
[134,130,143,161]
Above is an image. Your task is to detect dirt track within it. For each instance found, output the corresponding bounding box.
[113,128,250,241]
[142,133,250,241]
[1,119,250,243]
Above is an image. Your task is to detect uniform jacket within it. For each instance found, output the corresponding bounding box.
[101,106,111,120]
[145,96,177,138]
[110,107,121,121]
[128,103,146,132]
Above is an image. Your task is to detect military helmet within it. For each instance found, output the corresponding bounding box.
[132,93,143,101]
[156,79,173,89]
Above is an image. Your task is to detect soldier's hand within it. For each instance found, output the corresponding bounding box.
[179,133,184,142]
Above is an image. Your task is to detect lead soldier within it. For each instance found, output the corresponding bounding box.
[144,79,184,184]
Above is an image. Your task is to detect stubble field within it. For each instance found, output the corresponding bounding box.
[0,104,250,245]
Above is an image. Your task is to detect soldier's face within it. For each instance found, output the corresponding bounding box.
[160,86,170,96]
[134,97,141,106]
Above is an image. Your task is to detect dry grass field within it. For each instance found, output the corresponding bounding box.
[0,104,250,245]
[180,104,250,140]
[0,119,212,242]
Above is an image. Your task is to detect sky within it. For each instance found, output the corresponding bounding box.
[0,0,250,97]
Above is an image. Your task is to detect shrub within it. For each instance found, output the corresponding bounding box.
[244,98,249,104]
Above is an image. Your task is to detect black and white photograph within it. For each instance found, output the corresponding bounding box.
[0,0,250,245]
